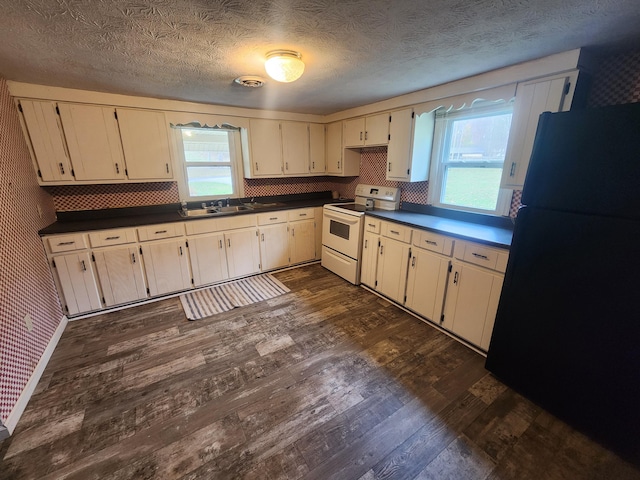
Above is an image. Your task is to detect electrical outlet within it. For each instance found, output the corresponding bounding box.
[24,314,33,332]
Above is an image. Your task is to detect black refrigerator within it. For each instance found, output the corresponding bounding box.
[485,102,640,463]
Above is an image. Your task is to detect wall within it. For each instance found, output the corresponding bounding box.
[588,49,640,105]
[0,77,63,425]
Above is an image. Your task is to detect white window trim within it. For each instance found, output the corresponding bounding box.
[427,102,513,217]
[170,122,245,202]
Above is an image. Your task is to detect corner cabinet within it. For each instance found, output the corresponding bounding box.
[500,70,580,189]
[325,121,360,177]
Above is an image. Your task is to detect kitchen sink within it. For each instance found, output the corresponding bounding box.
[178,204,253,218]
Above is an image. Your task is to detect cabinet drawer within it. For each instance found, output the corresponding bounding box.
[413,230,454,256]
[456,241,509,272]
[364,218,381,234]
[137,223,184,242]
[258,212,288,225]
[88,228,137,248]
[47,234,87,253]
[288,208,315,222]
[381,221,412,243]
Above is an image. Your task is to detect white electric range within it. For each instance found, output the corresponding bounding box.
[321,184,401,284]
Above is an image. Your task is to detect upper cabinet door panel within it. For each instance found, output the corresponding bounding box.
[19,100,74,182]
[116,108,173,180]
[281,121,309,176]
[249,119,283,176]
[364,112,390,146]
[344,118,365,147]
[58,103,126,181]
[309,123,325,174]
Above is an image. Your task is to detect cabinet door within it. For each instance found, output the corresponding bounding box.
[19,100,73,182]
[501,72,577,189]
[443,261,503,349]
[281,121,309,176]
[376,237,410,303]
[360,231,379,288]
[141,239,191,296]
[225,228,261,278]
[259,223,290,271]
[290,219,315,264]
[58,103,126,181]
[249,119,283,176]
[117,108,173,180]
[344,118,365,147]
[53,252,101,315]
[189,234,229,287]
[364,112,390,146]
[387,109,413,180]
[314,207,323,260]
[309,123,326,174]
[325,121,343,174]
[405,249,450,322]
[93,247,147,306]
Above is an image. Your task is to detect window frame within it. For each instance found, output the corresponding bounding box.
[427,103,513,216]
[172,124,245,203]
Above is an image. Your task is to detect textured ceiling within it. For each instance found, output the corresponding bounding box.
[0,0,639,114]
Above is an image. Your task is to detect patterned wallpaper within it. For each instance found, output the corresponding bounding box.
[0,77,62,424]
[588,49,640,106]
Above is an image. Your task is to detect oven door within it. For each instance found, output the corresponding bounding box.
[322,207,363,260]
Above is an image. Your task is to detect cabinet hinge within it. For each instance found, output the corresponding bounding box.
[564,82,571,95]
[18,103,23,113]
[37,169,42,178]
[146,287,150,295]
[185,240,189,248]
[125,168,128,176]
[388,134,391,141]
[102,297,106,304]
[411,111,415,119]
[52,259,56,268]
[55,105,60,115]
[408,249,412,259]
[448,264,452,272]
[71,169,75,177]
[407,169,410,175]
[258,263,261,270]
[139,246,143,255]
[191,278,194,285]
[389,115,392,123]
[91,253,95,262]
[440,314,445,324]
[114,111,118,120]
[374,280,378,287]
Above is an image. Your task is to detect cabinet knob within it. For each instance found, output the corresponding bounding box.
[59,163,65,175]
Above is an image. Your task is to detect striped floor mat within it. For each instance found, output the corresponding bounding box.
[179,273,290,320]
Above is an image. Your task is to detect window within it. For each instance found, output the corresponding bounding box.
[174,126,243,201]
[428,104,513,215]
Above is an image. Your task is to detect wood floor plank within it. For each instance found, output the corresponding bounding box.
[1,264,637,479]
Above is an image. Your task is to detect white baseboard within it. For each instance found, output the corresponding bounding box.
[3,315,68,435]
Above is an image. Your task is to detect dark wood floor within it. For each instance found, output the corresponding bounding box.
[1,264,638,479]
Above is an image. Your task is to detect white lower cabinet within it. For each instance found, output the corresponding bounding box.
[225,228,261,278]
[376,236,411,304]
[405,248,450,323]
[259,223,290,271]
[93,246,147,306]
[360,230,379,288]
[141,239,191,296]
[289,219,315,265]
[442,261,503,350]
[52,252,102,315]
[188,233,229,287]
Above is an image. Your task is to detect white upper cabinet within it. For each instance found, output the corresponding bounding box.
[58,103,126,181]
[343,113,390,147]
[386,108,435,182]
[281,121,309,176]
[248,118,283,177]
[309,123,325,174]
[500,70,580,189]
[325,121,360,177]
[116,108,173,180]
[19,99,74,182]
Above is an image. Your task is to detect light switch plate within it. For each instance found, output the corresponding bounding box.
[24,313,33,332]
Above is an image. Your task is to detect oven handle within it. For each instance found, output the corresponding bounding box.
[323,212,360,225]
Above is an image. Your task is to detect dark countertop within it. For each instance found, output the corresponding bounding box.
[366,205,514,249]
[39,192,347,236]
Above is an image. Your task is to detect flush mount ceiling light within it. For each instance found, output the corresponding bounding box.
[265,50,305,83]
